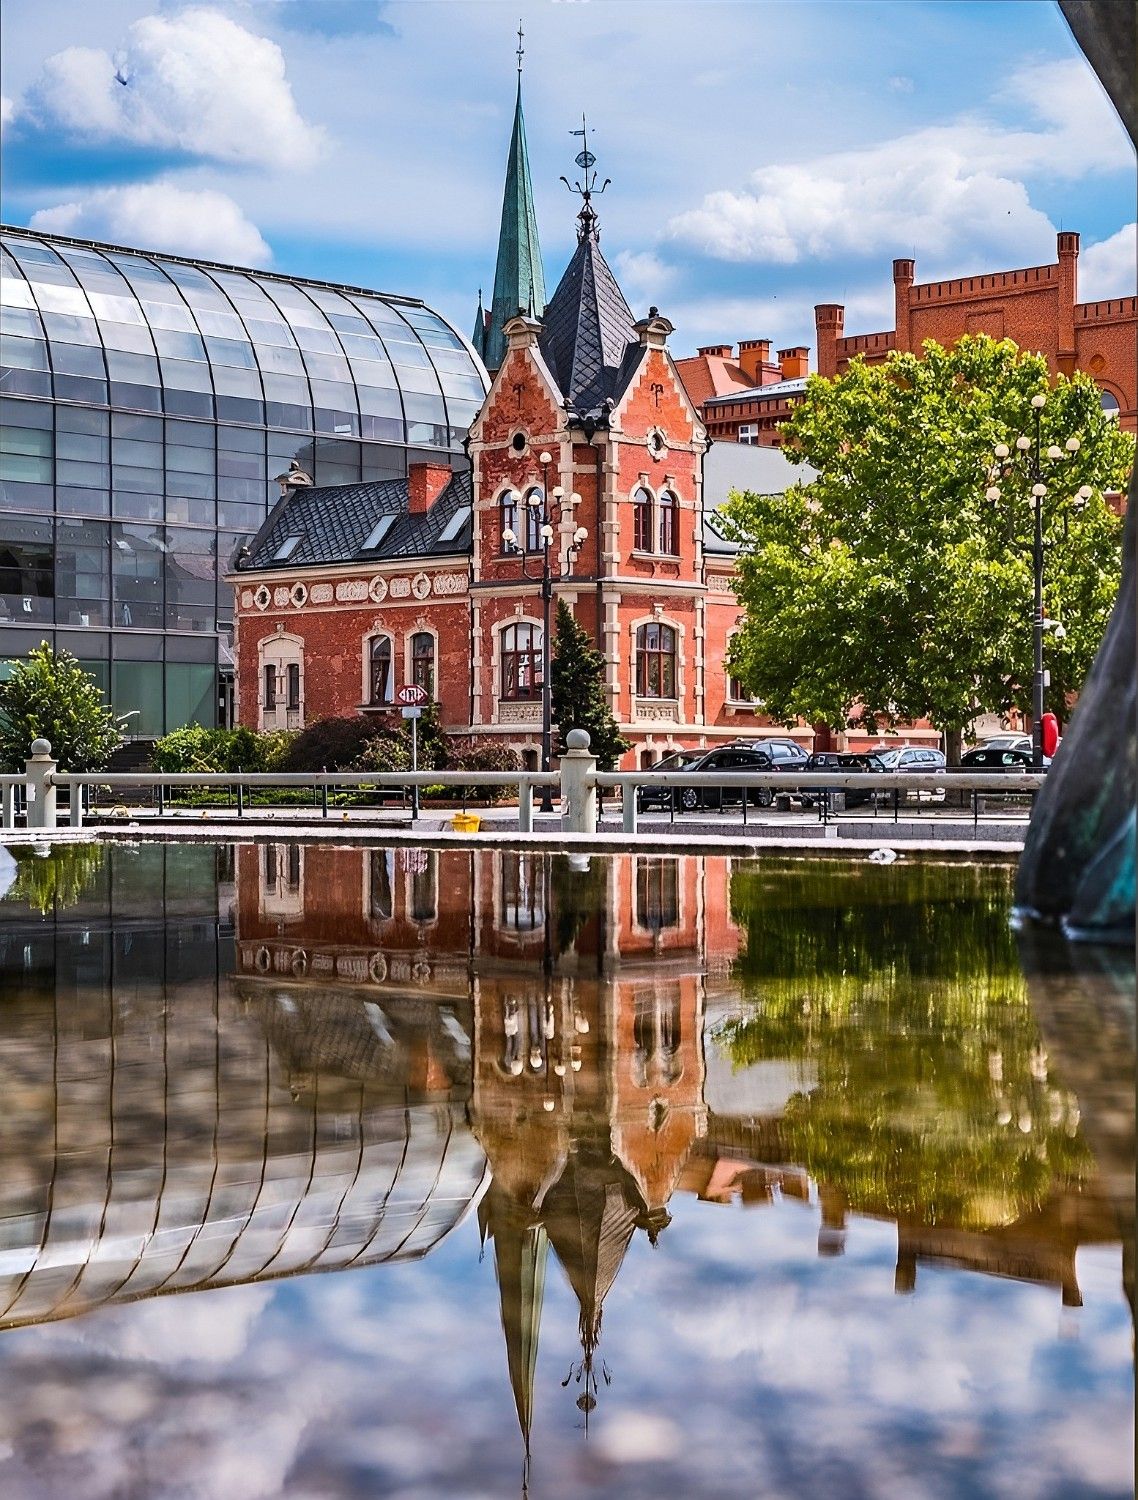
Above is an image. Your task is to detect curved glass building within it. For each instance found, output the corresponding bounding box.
[0,226,488,734]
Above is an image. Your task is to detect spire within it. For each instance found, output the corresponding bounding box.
[472,287,487,359]
[478,28,547,373]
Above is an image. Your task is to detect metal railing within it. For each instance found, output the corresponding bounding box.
[3,735,1044,837]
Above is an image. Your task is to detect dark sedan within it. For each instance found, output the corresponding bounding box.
[637,744,789,812]
[960,746,1036,768]
[798,751,889,809]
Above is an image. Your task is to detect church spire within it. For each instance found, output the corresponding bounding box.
[477,23,547,373]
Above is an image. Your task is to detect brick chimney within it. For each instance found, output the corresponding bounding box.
[697,344,732,360]
[1057,232,1079,375]
[737,338,772,385]
[777,347,809,380]
[893,258,916,353]
[814,304,845,379]
[408,461,452,515]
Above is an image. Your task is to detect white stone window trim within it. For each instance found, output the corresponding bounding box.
[363,626,397,708]
[629,609,685,706]
[257,631,305,732]
[404,622,439,700]
[491,612,545,718]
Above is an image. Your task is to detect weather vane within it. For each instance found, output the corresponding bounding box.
[560,114,610,237]
[517,19,524,75]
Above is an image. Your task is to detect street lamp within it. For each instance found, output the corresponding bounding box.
[502,450,588,812]
[985,391,1092,768]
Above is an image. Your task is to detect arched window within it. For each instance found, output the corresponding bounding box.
[500,621,543,701]
[499,490,518,552]
[636,621,676,698]
[1101,390,1120,421]
[633,486,653,552]
[523,487,544,552]
[659,490,678,554]
[369,635,393,704]
[411,631,435,697]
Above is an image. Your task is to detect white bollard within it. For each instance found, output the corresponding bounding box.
[518,781,534,833]
[560,729,598,835]
[2,782,15,830]
[25,739,58,831]
[623,785,638,835]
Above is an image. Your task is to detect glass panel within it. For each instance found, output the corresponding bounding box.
[160,358,213,392]
[56,459,109,488]
[0,336,50,370]
[111,524,165,629]
[56,406,108,435]
[0,451,52,484]
[114,437,163,468]
[100,323,154,355]
[217,499,264,530]
[165,494,215,527]
[2,398,51,429]
[165,528,216,632]
[111,658,164,736]
[113,490,164,523]
[0,369,54,399]
[0,424,53,458]
[56,518,110,627]
[57,431,109,462]
[0,516,53,623]
[56,486,110,517]
[165,662,215,730]
[166,443,214,475]
[50,342,106,377]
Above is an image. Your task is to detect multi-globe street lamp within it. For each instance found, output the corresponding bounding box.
[502,451,588,812]
[984,391,1092,768]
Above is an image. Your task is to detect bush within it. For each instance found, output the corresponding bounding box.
[152,724,269,773]
[279,715,379,772]
[442,740,521,802]
[258,729,298,770]
[357,731,411,774]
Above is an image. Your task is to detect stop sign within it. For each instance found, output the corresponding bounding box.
[396,684,428,707]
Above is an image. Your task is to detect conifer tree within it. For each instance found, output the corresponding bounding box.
[550,599,627,770]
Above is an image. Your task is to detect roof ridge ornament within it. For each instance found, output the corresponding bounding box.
[560,114,610,241]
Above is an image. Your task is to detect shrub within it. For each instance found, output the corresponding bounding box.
[443,740,521,802]
[357,731,411,774]
[258,729,298,770]
[279,716,378,772]
[152,724,268,773]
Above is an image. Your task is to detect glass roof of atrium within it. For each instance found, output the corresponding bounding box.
[0,226,489,449]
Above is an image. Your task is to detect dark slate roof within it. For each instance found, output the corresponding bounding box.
[233,470,473,572]
[538,225,638,412]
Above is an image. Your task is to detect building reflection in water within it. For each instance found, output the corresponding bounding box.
[0,842,1130,1486]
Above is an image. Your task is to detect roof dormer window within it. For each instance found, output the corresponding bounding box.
[273,535,301,561]
[361,515,395,551]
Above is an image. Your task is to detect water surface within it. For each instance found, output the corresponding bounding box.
[0,844,1132,1499]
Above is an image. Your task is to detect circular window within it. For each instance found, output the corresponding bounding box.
[648,430,666,460]
[511,431,528,454]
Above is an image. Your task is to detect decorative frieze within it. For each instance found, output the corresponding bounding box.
[634,699,679,723]
[310,583,334,604]
[335,579,370,603]
[497,701,541,724]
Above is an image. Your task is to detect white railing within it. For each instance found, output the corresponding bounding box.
[3,733,1044,836]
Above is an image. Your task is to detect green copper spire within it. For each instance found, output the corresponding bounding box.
[478,27,546,372]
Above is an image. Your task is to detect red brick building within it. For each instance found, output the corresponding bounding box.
[230,189,795,764]
[693,233,1136,443]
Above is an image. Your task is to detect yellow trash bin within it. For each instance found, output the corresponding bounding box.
[449,812,481,833]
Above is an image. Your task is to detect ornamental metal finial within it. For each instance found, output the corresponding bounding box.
[560,114,610,239]
[517,19,524,75]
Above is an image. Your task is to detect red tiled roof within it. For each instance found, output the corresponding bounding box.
[674,354,753,408]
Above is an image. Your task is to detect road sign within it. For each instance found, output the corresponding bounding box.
[396,684,428,706]
[400,706,422,720]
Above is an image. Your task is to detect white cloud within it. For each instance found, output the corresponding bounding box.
[1079,222,1137,300]
[667,58,1133,268]
[30,183,271,264]
[888,76,914,94]
[24,7,323,170]
[0,95,14,136]
[612,249,675,310]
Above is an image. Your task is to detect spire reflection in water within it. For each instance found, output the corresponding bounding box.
[0,842,1130,1500]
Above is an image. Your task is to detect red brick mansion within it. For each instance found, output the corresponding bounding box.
[230,86,782,769]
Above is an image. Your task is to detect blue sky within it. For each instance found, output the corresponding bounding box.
[1,0,1135,360]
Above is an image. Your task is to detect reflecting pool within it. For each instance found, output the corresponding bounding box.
[0,844,1132,1499]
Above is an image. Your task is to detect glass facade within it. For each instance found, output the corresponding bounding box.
[0,227,488,735]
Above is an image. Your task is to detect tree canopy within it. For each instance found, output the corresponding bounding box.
[0,642,123,772]
[724,336,1133,745]
[550,599,628,771]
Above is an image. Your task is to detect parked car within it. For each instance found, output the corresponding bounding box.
[798,751,889,809]
[638,743,793,812]
[729,737,810,771]
[875,746,947,772]
[960,746,1036,769]
[974,734,1054,766]
[635,749,705,810]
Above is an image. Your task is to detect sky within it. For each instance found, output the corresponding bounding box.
[1,0,1135,362]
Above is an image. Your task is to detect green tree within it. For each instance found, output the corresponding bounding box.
[724,337,1132,758]
[0,642,123,772]
[550,599,628,770]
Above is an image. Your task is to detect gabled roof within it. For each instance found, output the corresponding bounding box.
[477,82,547,371]
[232,470,473,573]
[538,223,638,413]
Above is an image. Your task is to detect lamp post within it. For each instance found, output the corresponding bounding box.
[985,392,1091,768]
[502,451,588,812]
